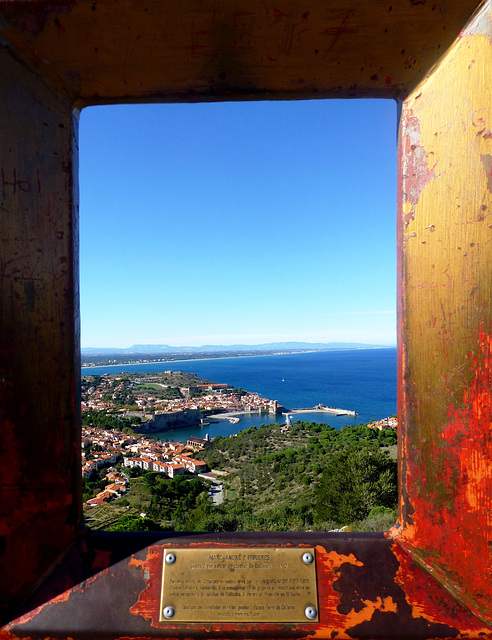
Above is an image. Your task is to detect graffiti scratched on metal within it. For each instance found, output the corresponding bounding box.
[159,547,318,623]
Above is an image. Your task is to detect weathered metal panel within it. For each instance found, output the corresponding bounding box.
[398,0,492,623]
[0,46,81,621]
[1,0,492,634]
[0,0,483,105]
[2,532,490,639]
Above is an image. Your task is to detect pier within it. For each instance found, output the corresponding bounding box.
[288,404,356,417]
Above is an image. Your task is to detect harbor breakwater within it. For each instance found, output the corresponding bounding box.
[289,405,356,417]
[208,404,356,421]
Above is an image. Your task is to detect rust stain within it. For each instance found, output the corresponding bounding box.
[0,631,22,640]
[337,595,400,632]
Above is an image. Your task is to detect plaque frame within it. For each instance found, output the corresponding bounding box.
[159,547,319,623]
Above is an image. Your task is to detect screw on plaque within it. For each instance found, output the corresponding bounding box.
[302,552,314,564]
[165,552,176,564]
[163,606,175,619]
[305,606,317,620]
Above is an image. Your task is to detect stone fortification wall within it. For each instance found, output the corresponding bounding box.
[138,409,201,433]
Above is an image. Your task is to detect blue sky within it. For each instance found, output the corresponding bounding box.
[79,99,397,348]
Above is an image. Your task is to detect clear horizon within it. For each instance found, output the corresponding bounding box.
[80,100,397,348]
[82,340,397,351]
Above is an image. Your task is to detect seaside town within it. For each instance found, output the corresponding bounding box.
[81,371,282,508]
[81,426,214,508]
[81,372,286,431]
[81,372,397,510]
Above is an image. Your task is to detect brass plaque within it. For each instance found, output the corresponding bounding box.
[159,547,318,623]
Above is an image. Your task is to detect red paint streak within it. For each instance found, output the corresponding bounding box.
[401,109,437,223]
[232,10,254,28]
[385,75,392,85]
[295,28,311,39]
[401,328,492,621]
[272,7,286,17]
[320,9,356,57]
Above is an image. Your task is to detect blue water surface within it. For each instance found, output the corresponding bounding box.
[82,348,397,442]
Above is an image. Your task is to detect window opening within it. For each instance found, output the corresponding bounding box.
[79,99,397,534]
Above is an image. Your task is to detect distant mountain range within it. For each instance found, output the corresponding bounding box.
[81,342,391,356]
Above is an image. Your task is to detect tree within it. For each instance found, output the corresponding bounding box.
[109,514,161,531]
[315,447,397,525]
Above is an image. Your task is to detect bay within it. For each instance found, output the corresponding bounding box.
[81,348,397,443]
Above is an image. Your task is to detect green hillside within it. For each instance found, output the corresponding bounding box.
[88,420,398,533]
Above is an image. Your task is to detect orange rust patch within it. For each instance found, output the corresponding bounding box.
[0,630,23,640]
[393,542,487,632]
[314,546,364,630]
[128,556,146,570]
[312,546,403,635]
[129,545,166,625]
[3,586,73,629]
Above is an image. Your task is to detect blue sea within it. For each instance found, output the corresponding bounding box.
[81,348,397,443]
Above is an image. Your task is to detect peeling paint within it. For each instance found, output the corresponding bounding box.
[461,3,492,41]
[481,153,492,191]
[400,109,437,224]
[393,543,487,632]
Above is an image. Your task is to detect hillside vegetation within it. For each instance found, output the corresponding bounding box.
[196,420,397,531]
[90,420,398,533]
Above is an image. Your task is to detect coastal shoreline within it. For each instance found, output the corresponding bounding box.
[81,346,389,370]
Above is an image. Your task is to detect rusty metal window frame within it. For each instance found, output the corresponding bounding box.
[1,0,492,636]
